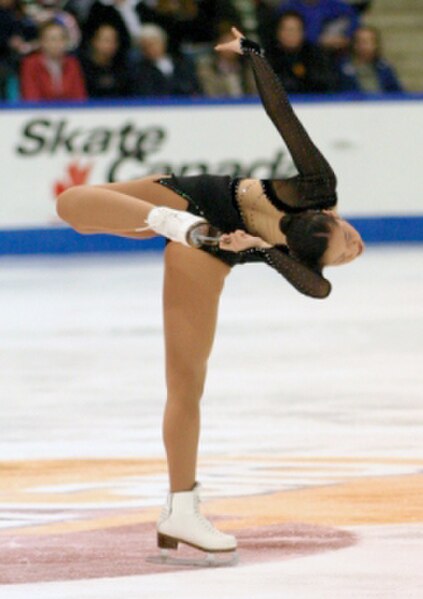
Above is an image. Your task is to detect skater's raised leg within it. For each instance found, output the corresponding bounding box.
[56,174,211,245]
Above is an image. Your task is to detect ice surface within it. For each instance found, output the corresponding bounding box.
[0,245,422,598]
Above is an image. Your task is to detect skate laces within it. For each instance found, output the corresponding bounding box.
[193,493,226,536]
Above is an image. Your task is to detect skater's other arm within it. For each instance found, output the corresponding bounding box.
[219,230,272,253]
[218,230,330,298]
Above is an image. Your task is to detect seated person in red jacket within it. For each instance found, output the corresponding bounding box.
[269,11,339,94]
[20,20,87,101]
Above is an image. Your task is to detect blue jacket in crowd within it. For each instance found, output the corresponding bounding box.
[339,58,403,93]
[278,0,360,44]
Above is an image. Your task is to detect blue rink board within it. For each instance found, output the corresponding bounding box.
[0,216,422,256]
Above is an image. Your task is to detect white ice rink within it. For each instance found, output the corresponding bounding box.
[0,244,422,598]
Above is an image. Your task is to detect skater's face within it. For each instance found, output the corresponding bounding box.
[322,216,364,266]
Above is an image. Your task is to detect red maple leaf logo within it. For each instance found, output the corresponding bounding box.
[53,161,93,198]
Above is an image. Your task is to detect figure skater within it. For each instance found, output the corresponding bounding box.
[57,27,364,565]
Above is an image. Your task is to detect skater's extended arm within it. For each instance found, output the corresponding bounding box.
[216,29,338,210]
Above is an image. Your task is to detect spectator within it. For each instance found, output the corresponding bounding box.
[80,23,132,98]
[196,29,256,97]
[268,11,339,93]
[9,1,39,56]
[136,1,218,53]
[216,0,260,41]
[136,1,265,53]
[131,24,201,97]
[83,0,142,55]
[0,1,40,68]
[20,20,87,101]
[278,0,360,52]
[21,0,81,51]
[0,0,20,99]
[63,0,96,24]
[214,1,281,53]
[339,25,403,93]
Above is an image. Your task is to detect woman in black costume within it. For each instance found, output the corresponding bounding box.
[57,28,364,563]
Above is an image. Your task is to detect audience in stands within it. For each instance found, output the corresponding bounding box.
[0,0,18,99]
[131,24,201,97]
[134,1,275,54]
[339,25,403,93]
[214,1,281,54]
[221,0,260,41]
[268,11,338,93]
[0,0,42,99]
[22,0,81,51]
[8,1,39,54]
[20,20,86,101]
[278,0,360,52]
[196,28,256,97]
[136,1,224,54]
[63,0,96,24]
[83,0,142,57]
[0,0,408,102]
[80,23,132,98]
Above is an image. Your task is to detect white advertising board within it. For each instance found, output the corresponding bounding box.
[0,99,422,229]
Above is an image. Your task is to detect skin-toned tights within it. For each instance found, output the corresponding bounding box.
[57,176,231,493]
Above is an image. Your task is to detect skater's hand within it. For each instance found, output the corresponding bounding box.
[219,230,271,252]
[215,27,244,56]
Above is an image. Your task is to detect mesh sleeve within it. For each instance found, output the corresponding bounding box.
[241,38,337,210]
[238,245,332,299]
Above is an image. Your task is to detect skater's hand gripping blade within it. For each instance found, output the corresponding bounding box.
[146,549,239,568]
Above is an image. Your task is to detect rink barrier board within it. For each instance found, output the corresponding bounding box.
[2,92,423,110]
[0,216,422,256]
[0,93,423,244]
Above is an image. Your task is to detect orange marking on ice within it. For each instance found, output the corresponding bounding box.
[1,474,421,537]
[206,473,423,528]
[202,455,423,465]
[0,458,167,503]
[0,457,422,538]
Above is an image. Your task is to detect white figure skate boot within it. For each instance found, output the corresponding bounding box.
[137,207,221,248]
[147,482,238,567]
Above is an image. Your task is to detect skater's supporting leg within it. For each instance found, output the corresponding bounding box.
[162,242,230,492]
[56,174,189,238]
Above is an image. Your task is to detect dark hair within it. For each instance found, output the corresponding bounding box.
[280,211,336,272]
[277,10,306,29]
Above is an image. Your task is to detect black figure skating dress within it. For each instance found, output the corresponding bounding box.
[155,39,338,298]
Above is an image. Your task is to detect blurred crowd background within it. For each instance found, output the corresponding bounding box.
[0,0,422,103]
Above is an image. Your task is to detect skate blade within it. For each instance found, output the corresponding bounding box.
[189,224,222,248]
[146,549,239,568]
[194,234,222,247]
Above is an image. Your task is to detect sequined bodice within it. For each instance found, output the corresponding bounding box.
[236,178,288,246]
